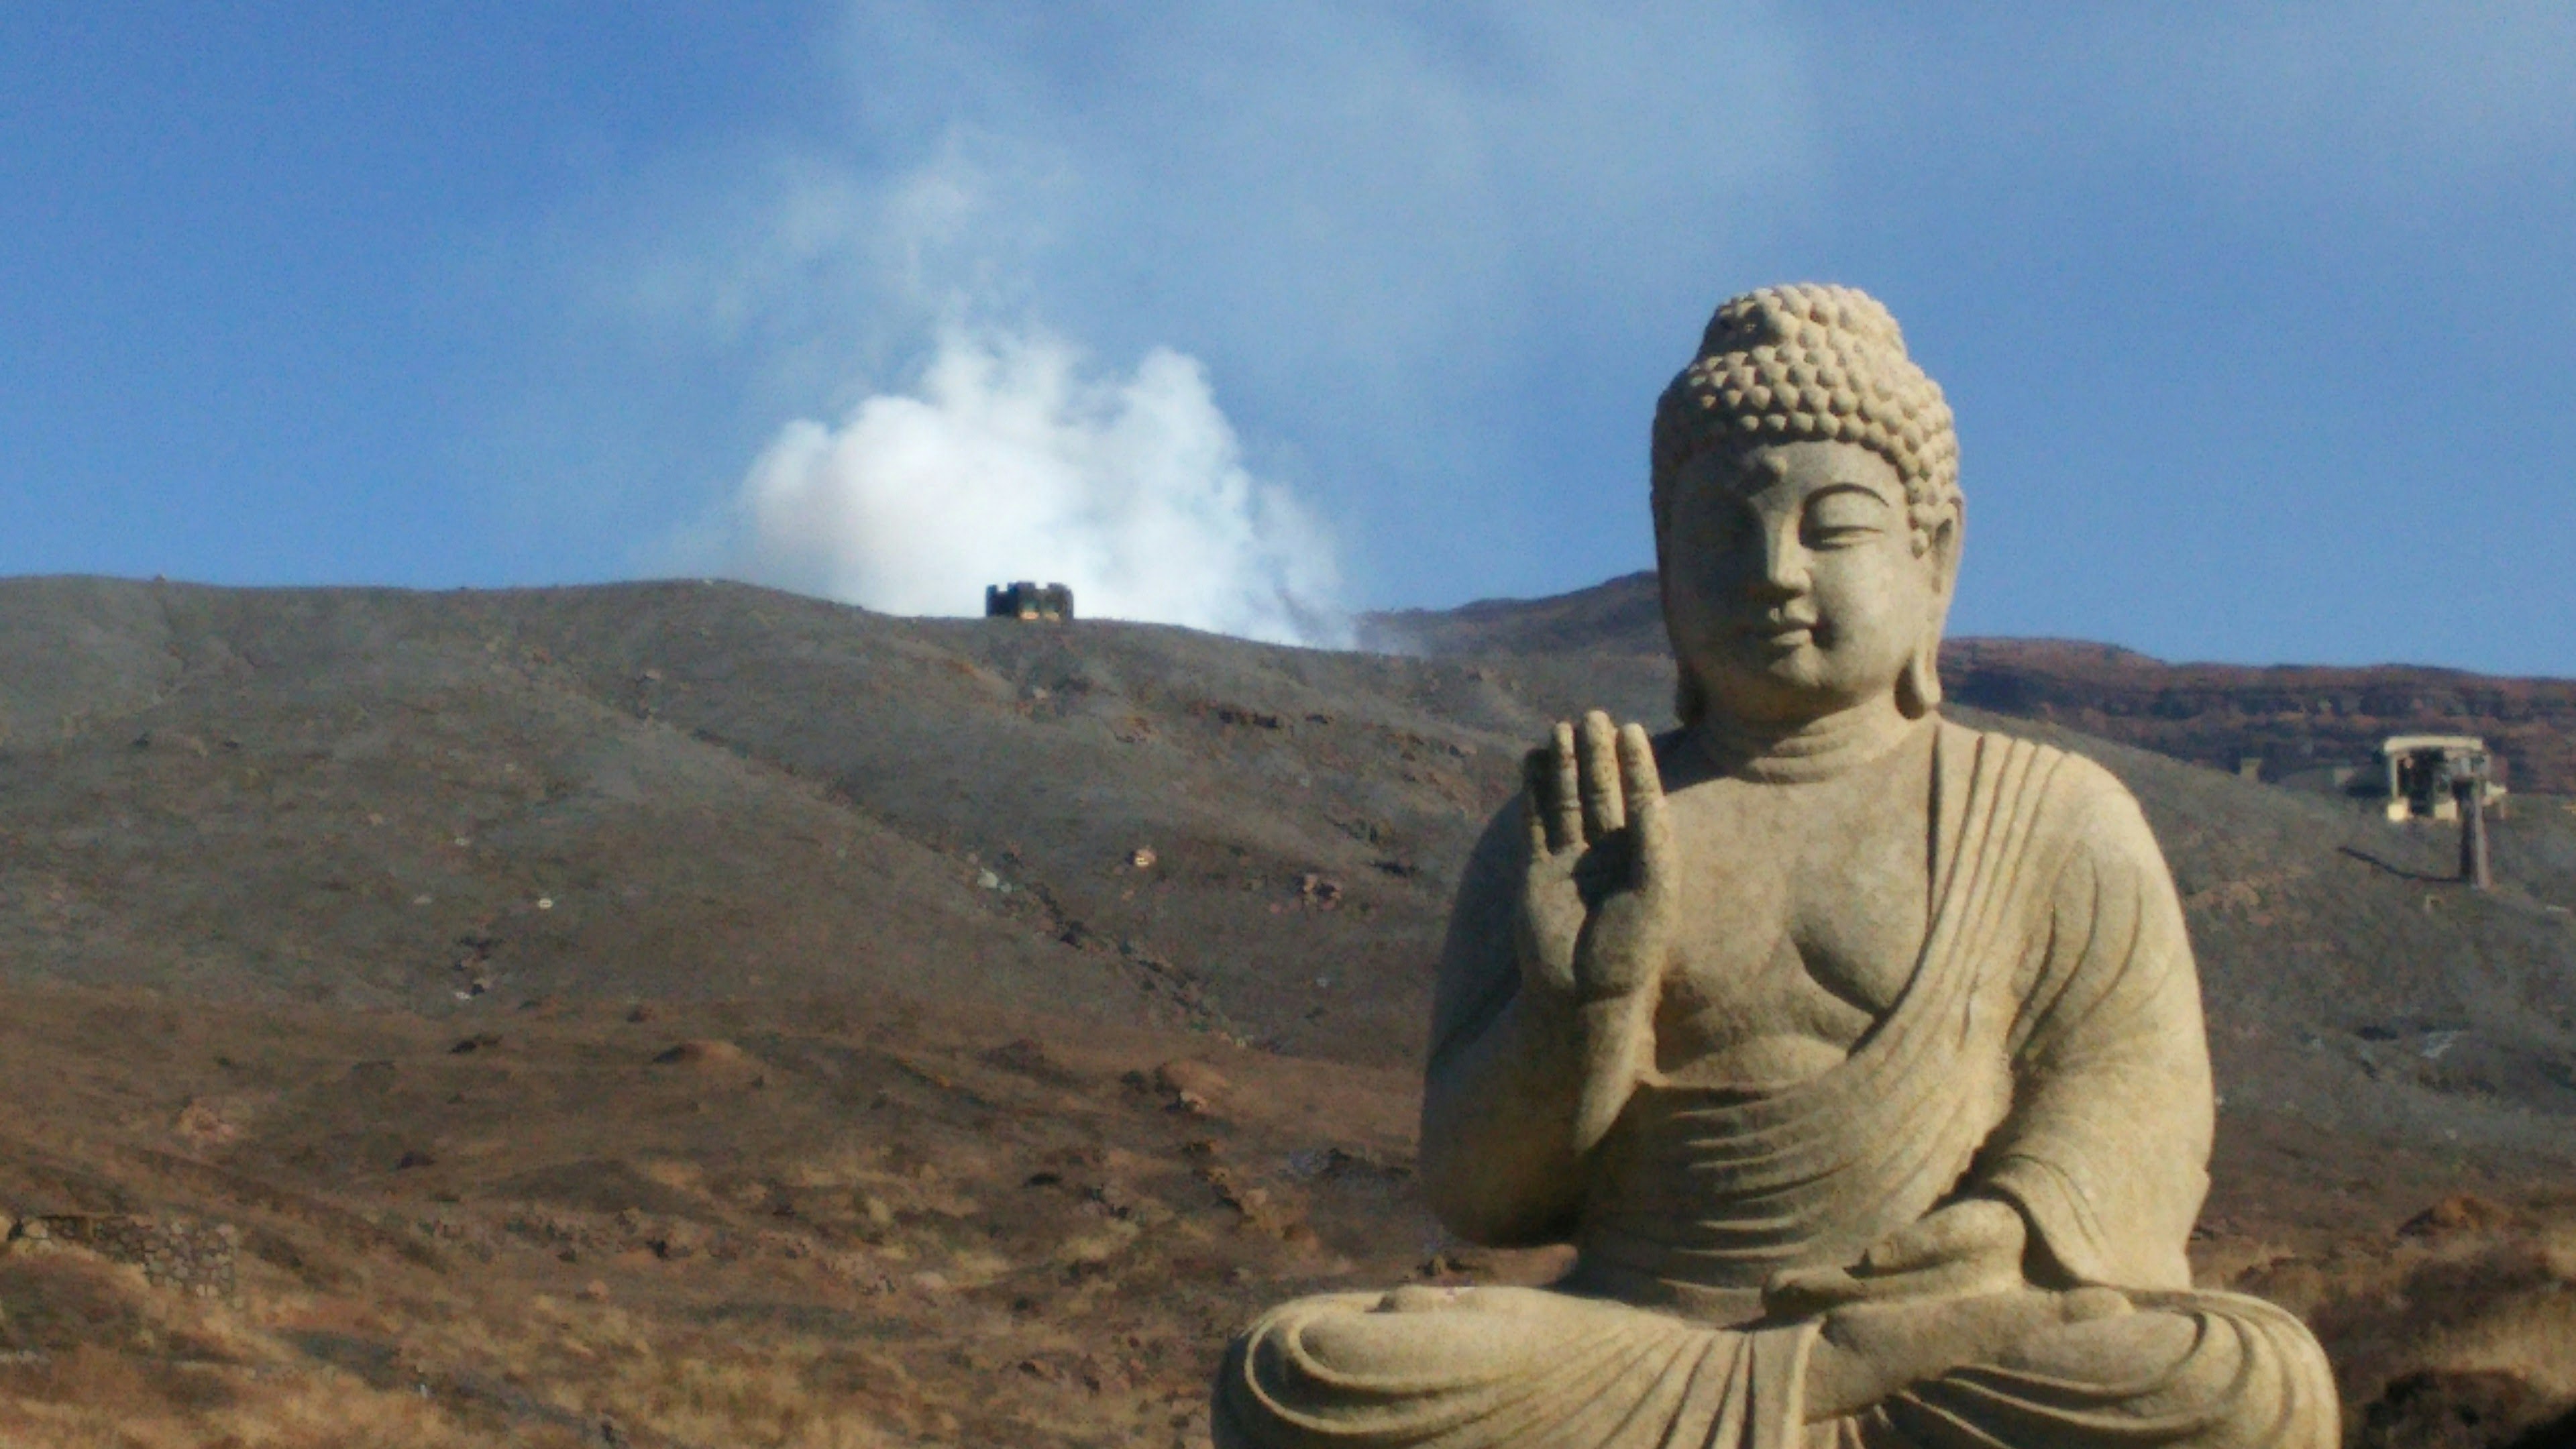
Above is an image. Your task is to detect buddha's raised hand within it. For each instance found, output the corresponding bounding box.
[1517,711,1676,1004]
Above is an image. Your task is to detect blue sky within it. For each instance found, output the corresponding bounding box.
[3,4,2571,669]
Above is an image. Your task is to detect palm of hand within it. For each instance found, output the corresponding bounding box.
[1518,712,1676,1004]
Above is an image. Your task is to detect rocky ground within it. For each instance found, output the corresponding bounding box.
[0,984,1444,1447]
[5,983,2576,1448]
[2,576,2575,1446]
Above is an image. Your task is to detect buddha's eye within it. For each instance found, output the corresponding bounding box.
[1803,488,1890,548]
[1686,494,1756,552]
[1716,497,1758,548]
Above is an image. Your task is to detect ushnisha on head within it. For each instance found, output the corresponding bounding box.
[1651,284,1964,729]
[1652,284,1960,551]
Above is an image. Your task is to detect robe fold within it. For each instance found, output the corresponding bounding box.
[1214,724,2335,1449]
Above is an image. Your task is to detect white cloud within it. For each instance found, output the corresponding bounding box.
[460,3,2576,672]
[566,3,1815,606]
[733,326,1344,646]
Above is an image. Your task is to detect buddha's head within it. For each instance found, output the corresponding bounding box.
[1650,284,1962,729]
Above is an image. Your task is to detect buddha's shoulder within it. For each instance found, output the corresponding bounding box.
[1934,717,2147,831]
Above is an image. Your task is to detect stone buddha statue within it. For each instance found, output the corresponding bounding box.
[1214,284,2337,1448]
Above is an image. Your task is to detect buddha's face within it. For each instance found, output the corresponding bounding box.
[1661,439,1952,727]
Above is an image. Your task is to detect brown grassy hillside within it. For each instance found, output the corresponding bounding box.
[5,576,2576,1446]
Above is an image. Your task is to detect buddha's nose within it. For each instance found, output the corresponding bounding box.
[1748,526,1811,599]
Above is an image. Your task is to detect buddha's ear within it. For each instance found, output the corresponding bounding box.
[1900,502,1962,720]
[1897,633,1942,718]
[1923,502,1964,598]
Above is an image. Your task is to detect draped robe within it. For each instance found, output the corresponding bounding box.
[1214,723,2335,1448]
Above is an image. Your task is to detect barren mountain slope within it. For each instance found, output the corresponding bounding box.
[5,576,2575,1144]
[1366,570,2576,792]
[0,576,1662,1065]
[8,576,2576,1445]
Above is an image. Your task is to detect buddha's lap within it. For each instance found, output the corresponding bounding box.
[1253,1286,1622,1382]
[1229,1287,2334,1449]
[1258,1282,2281,1391]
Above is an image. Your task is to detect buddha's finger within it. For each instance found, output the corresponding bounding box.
[1764,1265,1869,1316]
[1615,722,1664,819]
[1856,1222,1949,1277]
[1873,1223,1988,1278]
[1617,723,1674,894]
[1548,721,1584,852]
[1578,710,1625,841]
[1859,1201,2017,1277]
[1856,1235,1951,1279]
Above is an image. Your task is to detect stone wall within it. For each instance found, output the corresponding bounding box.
[3,1211,239,1300]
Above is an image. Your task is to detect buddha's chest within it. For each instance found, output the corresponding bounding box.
[1652,777,1932,1074]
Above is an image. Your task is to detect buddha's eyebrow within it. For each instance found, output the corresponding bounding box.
[1809,481,1893,506]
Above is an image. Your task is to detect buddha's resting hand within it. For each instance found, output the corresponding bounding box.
[1765,1198,2136,1420]
[1517,711,1675,1004]
[1761,1197,2031,1317]
[1800,1283,2137,1420]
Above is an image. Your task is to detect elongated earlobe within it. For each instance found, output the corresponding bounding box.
[1896,633,1941,719]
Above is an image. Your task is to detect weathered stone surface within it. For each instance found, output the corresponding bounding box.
[1216,285,2337,1447]
[5,1211,239,1301]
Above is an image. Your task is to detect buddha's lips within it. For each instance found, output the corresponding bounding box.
[1747,617,1820,648]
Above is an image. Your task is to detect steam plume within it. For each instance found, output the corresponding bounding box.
[733,329,1346,647]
